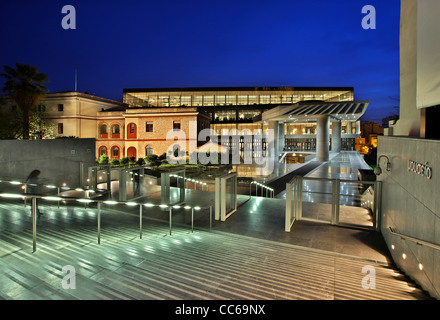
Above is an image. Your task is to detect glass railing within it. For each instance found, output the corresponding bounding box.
[285,176,381,232]
[0,178,213,253]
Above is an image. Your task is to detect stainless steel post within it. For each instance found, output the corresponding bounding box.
[32,197,37,253]
[169,207,172,236]
[57,187,60,208]
[191,208,194,233]
[139,204,143,239]
[97,202,101,244]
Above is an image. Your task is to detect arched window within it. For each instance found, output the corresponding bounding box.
[145,145,153,156]
[111,146,120,159]
[100,125,108,138]
[112,124,120,138]
[99,146,107,156]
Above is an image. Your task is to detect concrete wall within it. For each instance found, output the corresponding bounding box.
[378,136,440,298]
[392,0,422,137]
[0,138,96,188]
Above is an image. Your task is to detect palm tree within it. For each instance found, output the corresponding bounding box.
[1,63,49,139]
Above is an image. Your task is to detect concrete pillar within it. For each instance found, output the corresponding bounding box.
[356,120,361,135]
[268,120,279,168]
[278,122,285,153]
[331,120,342,153]
[347,121,353,135]
[316,115,330,162]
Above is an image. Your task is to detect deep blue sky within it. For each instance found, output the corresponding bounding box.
[0,0,401,122]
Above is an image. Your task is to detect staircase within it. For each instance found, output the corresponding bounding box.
[0,202,433,300]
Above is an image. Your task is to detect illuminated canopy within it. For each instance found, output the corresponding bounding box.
[256,101,369,122]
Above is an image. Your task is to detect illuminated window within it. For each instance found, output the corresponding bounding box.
[181,96,191,106]
[170,96,181,106]
[248,96,258,104]
[226,96,236,105]
[193,96,203,106]
[237,96,248,105]
[159,96,169,107]
[215,96,226,106]
[203,96,214,106]
[260,95,270,104]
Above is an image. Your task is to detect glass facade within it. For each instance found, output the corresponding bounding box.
[120,87,358,157]
[123,87,355,108]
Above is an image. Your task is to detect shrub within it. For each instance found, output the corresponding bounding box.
[136,158,145,166]
[145,154,161,167]
[158,152,167,161]
[111,158,120,166]
[99,154,109,165]
[120,156,129,166]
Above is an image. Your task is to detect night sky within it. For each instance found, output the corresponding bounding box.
[0,0,401,122]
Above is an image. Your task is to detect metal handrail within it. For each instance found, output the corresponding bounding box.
[169,174,208,191]
[388,227,440,251]
[250,181,274,198]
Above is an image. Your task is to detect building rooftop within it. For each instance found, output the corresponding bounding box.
[123,86,354,93]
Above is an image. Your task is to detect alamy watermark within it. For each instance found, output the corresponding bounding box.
[362,265,376,290]
[61,265,76,289]
[61,5,76,30]
[165,122,276,174]
[362,5,376,30]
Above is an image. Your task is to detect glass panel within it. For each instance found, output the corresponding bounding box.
[170,96,181,106]
[226,96,236,105]
[270,95,281,104]
[238,110,261,120]
[260,95,270,104]
[203,96,214,106]
[158,96,169,107]
[161,170,185,205]
[237,95,248,105]
[193,96,203,106]
[181,96,191,106]
[248,96,258,104]
[225,177,235,214]
[338,181,375,228]
[123,168,143,200]
[300,178,333,223]
[215,95,226,106]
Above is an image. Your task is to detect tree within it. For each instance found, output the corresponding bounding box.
[1,63,49,139]
[0,100,21,139]
[29,104,57,139]
[99,154,109,165]
[0,103,56,140]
